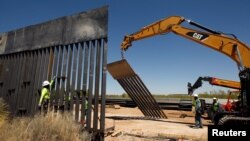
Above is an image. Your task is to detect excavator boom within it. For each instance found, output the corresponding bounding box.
[121,16,185,49]
[210,77,240,89]
[121,16,250,69]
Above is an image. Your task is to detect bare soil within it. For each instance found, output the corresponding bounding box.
[105,106,211,141]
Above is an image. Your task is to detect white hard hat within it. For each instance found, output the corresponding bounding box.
[42,80,50,87]
[213,97,217,100]
[193,94,198,97]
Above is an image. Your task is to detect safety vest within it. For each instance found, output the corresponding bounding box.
[39,79,55,105]
[192,99,196,107]
[39,88,50,105]
[213,102,219,112]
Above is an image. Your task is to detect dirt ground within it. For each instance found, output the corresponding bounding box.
[104,106,212,141]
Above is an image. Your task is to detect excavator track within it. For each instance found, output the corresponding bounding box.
[218,116,250,125]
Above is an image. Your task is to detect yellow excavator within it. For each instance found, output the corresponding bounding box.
[120,16,250,125]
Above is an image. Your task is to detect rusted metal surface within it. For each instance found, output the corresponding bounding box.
[0,6,108,141]
[86,40,95,130]
[107,59,167,119]
[100,38,107,135]
[93,40,101,130]
[81,42,89,123]
[0,6,108,55]
[107,59,135,79]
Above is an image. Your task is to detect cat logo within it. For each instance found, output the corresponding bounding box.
[193,33,203,40]
[186,32,209,41]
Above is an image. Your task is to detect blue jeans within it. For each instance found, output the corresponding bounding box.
[195,113,203,127]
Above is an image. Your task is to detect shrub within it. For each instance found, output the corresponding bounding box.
[0,111,89,141]
[0,98,9,124]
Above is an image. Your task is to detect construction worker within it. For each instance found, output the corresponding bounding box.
[85,99,88,116]
[38,76,56,113]
[212,97,220,113]
[210,97,220,121]
[81,99,88,126]
[192,94,203,128]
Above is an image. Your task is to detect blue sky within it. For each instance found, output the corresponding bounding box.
[1,0,250,94]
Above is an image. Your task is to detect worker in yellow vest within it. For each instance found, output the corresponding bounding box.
[38,76,56,113]
[212,97,220,113]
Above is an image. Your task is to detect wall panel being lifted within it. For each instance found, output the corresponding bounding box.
[107,59,167,119]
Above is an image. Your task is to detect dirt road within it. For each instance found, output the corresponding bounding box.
[105,106,211,141]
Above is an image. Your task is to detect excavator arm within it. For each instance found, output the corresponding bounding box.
[187,76,241,95]
[121,16,185,49]
[121,16,250,69]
